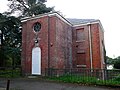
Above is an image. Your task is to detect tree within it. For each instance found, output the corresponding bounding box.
[0,13,21,67]
[7,0,53,17]
[106,56,120,69]
[106,56,114,64]
[0,0,53,67]
[113,56,120,69]
[106,56,115,64]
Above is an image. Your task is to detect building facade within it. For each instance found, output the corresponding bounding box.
[21,12,106,76]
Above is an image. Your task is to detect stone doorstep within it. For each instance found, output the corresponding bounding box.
[28,75,39,78]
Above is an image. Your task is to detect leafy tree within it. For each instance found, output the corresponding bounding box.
[7,0,53,17]
[106,56,120,69]
[0,13,21,67]
[0,0,53,67]
[113,56,120,69]
[106,56,114,64]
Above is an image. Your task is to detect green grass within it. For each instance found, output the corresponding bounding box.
[0,68,21,78]
[49,74,98,84]
[48,74,120,86]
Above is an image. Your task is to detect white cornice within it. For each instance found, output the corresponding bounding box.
[73,20,104,32]
[21,12,104,32]
[21,12,73,26]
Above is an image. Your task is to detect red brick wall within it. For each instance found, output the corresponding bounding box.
[72,23,104,69]
[22,16,49,75]
[72,25,90,68]
[55,16,72,69]
[98,24,105,69]
[22,15,72,75]
[91,24,101,69]
[49,16,56,69]
[22,14,105,76]
[21,22,27,74]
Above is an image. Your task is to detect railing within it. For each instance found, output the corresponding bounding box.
[0,66,22,78]
[45,68,120,86]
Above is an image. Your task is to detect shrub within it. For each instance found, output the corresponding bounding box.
[113,74,120,81]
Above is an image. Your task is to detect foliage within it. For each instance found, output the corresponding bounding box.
[0,13,21,67]
[7,0,53,17]
[49,74,98,84]
[48,74,120,86]
[1,0,53,67]
[113,74,120,81]
[106,56,120,69]
[0,15,21,47]
[0,68,21,78]
[114,57,120,69]
[106,56,114,64]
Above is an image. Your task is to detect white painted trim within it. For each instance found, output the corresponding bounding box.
[73,21,99,27]
[21,14,49,22]
[76,65,86,67]
[88,24,93,70]
[73,20,104,32]
[98,20,105,32]
[76,40,85,43]
[53,13,72,26]
[21,12,104,32]
[21,12,73,26]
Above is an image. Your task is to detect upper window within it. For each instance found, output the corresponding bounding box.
[33,22,41,32]
[76,28,85,41]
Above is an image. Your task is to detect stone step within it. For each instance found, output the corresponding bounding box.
[28,75,40,78]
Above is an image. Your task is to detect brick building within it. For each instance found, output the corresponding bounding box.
[21,12,106,75]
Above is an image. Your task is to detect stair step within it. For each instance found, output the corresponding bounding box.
[28,76,38,78]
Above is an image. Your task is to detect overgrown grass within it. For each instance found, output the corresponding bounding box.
[48,74,120,86]
[0,68,21,78]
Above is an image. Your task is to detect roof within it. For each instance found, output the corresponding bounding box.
[67,18,104,32]
[67,18,99,25]
[21,12,72,25]
[21,12,104,31]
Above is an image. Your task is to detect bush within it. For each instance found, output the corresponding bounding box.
[113,74,120,81]
[114,60,120,69]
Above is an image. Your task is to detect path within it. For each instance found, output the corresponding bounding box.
[0,78,119,90]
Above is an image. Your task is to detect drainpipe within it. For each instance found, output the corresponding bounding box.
[88,24,93,70]
[48,16,50,72]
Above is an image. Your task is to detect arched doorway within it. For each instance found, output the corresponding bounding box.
[32,47,41,75]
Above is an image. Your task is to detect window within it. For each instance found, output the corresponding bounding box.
[77,53,86,65]
[33,22,41,32]
[76,28,85,41]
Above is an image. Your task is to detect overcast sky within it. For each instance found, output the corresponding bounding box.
[0,0,120,58]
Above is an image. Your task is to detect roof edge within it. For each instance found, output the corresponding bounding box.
[73,20,104,32]
[21,12,104,32]
[21,12,73,26]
